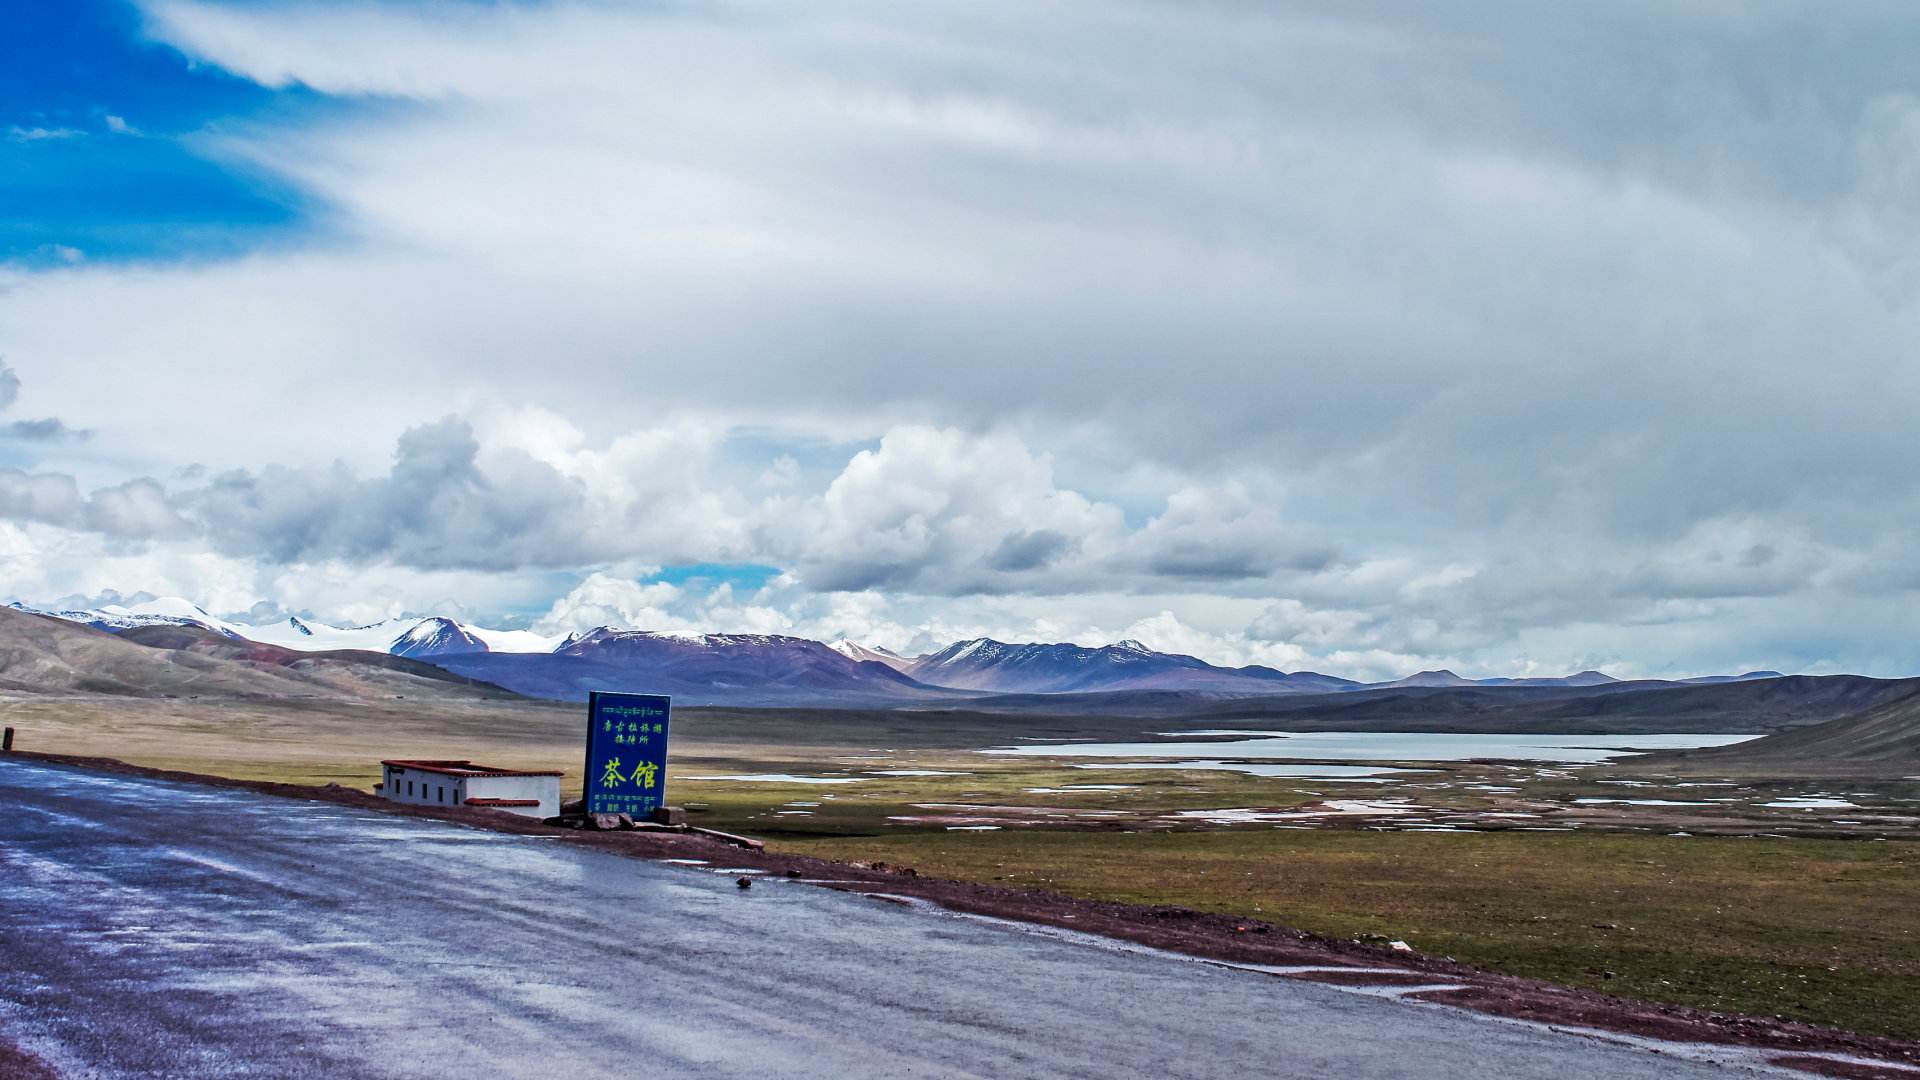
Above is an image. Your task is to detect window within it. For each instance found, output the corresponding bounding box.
[407,780,414,796]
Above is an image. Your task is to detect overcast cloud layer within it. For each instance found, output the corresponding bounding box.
[3,0,1918,679]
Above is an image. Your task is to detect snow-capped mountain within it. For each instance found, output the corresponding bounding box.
[10,600,560,658]
[9,596,1792,704]
[903,637,1358,695]
[827,639,913,672]
[431,627,947,705]
[389,617,491,659]
[9,598,246,638]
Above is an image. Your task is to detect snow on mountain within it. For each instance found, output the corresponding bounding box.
[467,626,566,653]
[828,639,914,672]
[904,637,1352,695]
[433,627,947,705]
[9,597,245,639]
[5,596,1790,697]
[390,617,490,659]
[14,601,559,657]
[244,615,563,656]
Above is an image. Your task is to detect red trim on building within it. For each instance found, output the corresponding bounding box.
[381,759,563,778]
[465,798,541,807]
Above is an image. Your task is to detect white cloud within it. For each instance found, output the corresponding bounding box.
[0,0,1916,677]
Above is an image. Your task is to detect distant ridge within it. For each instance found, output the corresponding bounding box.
[0,606,516,702]
[5,596,1839,706]
[1630,686,1920,775]
[902,637,1356,695]
[430,627,957,706]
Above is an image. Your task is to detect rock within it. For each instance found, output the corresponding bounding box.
[1389,941,1413,952]
[561,798,585,815]
[589,813,630,831]
[650,805,688,827]
[735,876,753,890]
[783,869,803,878]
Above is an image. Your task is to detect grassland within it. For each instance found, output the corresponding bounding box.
[8,693,1919,1040]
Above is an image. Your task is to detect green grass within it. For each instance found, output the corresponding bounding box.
[19,695,1918,1042]
[771,827,1920,1040]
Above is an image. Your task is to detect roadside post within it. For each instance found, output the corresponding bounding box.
[2,726,11,752]
[583,692,671,820]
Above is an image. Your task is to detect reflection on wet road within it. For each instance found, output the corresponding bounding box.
[0,759,1775,1078]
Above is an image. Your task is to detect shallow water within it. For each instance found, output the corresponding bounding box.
[1762,796,1859,809]
[681,773,867,784]
[1071,760,1433,779]
[986,731,1759,764]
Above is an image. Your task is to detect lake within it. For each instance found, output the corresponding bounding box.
[981,730,1760,764]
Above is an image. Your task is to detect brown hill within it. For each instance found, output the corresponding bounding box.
[0,606,516,703]
[1632,686,1920,777]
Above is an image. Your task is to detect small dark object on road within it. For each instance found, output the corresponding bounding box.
[784,869,803,878]
[2,727,13,752]
[736,876,753,890]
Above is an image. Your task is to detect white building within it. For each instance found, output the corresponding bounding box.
[379,759,563,819]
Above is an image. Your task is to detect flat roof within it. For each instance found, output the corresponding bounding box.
[382,759,564,778]
[465,797,542,807]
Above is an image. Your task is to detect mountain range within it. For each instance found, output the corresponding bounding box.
[6,597,1792,706]
[0,605,516,703]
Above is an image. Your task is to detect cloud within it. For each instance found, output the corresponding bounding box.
[0,1,1916,677]
[7,418,87,442]
[7,126,83,142]
[0,470,83,527]
[772,426,1124,594]
[0,362,88,443]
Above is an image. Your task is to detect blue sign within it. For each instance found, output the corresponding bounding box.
[584,691,672,817]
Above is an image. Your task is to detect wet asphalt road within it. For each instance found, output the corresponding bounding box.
[0,759,1786,1079]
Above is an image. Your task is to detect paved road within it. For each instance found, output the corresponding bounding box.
[0,759,1786,1079]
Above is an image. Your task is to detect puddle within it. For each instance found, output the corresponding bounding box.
[869,769,969,777]
[945,825,1002,831]
[1174,800,1421,824]
[1762,796,1860,809]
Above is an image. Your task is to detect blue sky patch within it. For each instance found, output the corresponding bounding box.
[646,563,783,594]
[0,0,325,263]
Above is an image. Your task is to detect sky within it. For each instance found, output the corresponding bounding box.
[2,0,1919,680]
